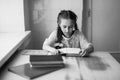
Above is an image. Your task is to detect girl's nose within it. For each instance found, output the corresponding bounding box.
[65,28,69,32]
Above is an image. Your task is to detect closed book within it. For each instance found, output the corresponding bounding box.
[30,55,63,68]
[30,55,63,62]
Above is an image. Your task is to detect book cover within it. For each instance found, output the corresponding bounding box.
[8,63,64,79]
[30,55,63,62]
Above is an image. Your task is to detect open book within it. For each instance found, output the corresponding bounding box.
[21,50,51,55]
[58,48,82,56]
[21,49,82,57]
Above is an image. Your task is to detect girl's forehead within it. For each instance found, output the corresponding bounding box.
[60,18,72,21]
[60,19,75,26]
[60,18,74,23]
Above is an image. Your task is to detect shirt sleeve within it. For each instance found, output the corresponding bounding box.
[43,30,57,47]
[79,31,92,49]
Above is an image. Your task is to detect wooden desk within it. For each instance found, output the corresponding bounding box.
[0,51,120,80]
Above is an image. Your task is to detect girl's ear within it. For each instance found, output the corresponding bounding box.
[73,27,75,31]
[73,24,76,31]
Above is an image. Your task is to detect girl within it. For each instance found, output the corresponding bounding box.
[42,10,94,56]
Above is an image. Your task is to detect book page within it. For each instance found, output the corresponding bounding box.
[21,50,52,55]
[58,48,81,54]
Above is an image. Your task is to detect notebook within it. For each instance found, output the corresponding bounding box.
[8,63,64,79]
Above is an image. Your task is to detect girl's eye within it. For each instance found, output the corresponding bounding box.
[69,26,73,28]
[63,26,67,28]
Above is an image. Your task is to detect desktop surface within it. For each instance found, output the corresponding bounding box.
[0,51,120,80]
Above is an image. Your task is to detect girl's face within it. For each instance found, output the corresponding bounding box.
[59,18,75,38]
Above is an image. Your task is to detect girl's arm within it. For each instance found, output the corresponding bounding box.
[81,44,94,56]
[42,31,59,54]
[79,31,94,56]
[43,42,59,54]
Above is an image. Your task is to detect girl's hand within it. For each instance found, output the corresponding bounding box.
[80,49,87,57]
[54,43,64,49]
[52,49,60,55]
[80,45,94,57]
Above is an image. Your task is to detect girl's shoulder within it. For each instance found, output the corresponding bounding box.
[50,30,57,36]
[48,30,57,39]
[73,30,83,35]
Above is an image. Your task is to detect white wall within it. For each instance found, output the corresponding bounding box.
[92,0,120,52]
[0,0,25,32]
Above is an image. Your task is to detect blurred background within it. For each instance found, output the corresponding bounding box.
[0,0,120,52]
[24,0,120,52]
[24,0,92,50]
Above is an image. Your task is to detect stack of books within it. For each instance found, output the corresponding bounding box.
[30,55,64,68]
[8,50,64,79]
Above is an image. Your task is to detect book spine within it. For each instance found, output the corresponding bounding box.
[30,63,64,68]
[30,56,63,61]
[30,61,63,64]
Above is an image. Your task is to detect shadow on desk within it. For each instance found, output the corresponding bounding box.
[0,50,19,75]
